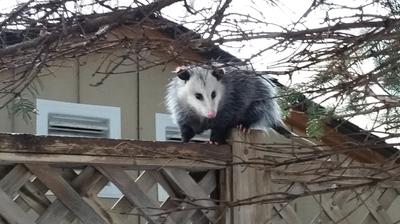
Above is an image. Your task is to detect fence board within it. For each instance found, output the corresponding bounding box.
[0,187,35,224]
[0,164,32,197]
[231,129,272,224]
[0,133,230,169]
[96,165,163,224]
[37,167,108,224]
[163,170,217,224]
[111,170,159,214]
[27,164,109,224]
[162,168,216,222]
[273,204,303,224]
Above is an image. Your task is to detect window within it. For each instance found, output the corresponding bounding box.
[36,99,122,198]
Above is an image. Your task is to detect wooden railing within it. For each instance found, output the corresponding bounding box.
[0,133,232,224]
[0,130,399,224]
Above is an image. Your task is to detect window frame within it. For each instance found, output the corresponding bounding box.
[36,99,122,198]
[36,99,121,138]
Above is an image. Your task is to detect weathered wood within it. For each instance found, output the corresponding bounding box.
[13,176,52,216]
[18,188,49,215]
[26,164,109,224]
[358,190,393,224]
[273,204,302,224]
[111,170,159,213]
[220,166,232,224]
[162,168,216,222]
[0,152,229,169]
[285,111,389,163]
[313,193,352,224]
[14,196,31,213]
[0,164,31,197]
[0,133,230,169]
[37,167,110,224]
[162,170,217,224]
[378,189,398,209]
[96,165,163,224]
[0,187,35,224]
[231,129,272,224]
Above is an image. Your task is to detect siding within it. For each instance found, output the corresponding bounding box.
[1,49,176,141]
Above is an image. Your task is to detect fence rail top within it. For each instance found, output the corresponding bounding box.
[0,133,231,169]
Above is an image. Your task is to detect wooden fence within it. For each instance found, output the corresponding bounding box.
[0,130,399,224]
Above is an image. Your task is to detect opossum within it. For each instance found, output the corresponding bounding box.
[165,64,289,144]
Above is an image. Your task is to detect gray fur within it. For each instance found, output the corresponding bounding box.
[165,64,282,144]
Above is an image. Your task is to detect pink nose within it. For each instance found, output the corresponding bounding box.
[207,111,216,118]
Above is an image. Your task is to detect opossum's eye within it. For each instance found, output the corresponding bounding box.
[211,91,216,99]
[195,93,203,100]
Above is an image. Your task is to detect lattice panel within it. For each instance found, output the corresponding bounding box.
[271,184,400,224]
[0,164,221,224]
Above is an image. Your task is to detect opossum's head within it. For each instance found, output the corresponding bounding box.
[175,66,225,119]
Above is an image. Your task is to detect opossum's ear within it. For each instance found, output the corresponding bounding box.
[176,69,191,81]
[212,68,225,81]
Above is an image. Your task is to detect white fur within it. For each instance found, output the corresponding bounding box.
[165,66,225,122]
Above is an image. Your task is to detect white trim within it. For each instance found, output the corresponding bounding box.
[155,112,210,142]
[36,99,121,138]
[155,113,176,141]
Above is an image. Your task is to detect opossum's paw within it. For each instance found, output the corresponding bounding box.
[209,138,226,145]
[237,124,251,134]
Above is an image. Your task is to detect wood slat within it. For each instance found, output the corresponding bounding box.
[96,165,163,224]
[0,164,32,197]
[312,194,352,224]
[0,187,35,224]
[26,164,109,224]
[273,204,303,224]
[162,170,217,224]
[37,166,110,224]
[161,171,216,224]
[111,170,159,213]
[0,133,230,169]
[231,129,272,224]
[359,191,393,224]
[162,168,216,222]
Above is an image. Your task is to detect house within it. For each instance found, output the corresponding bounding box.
[0,9,399,224]
[0,13,236,142]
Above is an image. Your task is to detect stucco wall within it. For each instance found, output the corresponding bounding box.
[0,49,176,141]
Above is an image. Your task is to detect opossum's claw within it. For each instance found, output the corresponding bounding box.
[237,124,250,134]
[208,141,219,145]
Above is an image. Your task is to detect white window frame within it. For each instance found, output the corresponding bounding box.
[36,99,121,138]
[155,113,176,141]
[36,99,122,198]
[155,113,210,142]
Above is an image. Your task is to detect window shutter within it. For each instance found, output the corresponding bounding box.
[165,126,210,142]
[48,113,110,138]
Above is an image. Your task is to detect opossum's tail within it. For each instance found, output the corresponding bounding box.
[272,123,293,138]
[272,122,325,152]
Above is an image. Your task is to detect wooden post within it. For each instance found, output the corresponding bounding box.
[230,129,272,224]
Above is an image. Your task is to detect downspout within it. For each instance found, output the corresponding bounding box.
[136,54,140,140]
[11,69,16,132]
[75,57,80,103]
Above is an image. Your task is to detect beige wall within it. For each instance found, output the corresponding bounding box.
[0,49,176,141]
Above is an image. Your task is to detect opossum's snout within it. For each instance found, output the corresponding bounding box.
[207,111,217,118]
